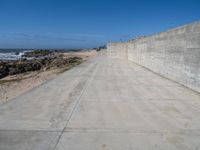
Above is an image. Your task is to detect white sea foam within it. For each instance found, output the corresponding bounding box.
[0,50,31,60]
[0,52,22,60]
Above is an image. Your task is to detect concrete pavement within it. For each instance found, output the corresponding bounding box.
[0,56,200,150]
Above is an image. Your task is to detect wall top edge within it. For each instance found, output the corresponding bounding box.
[107,20,200,46]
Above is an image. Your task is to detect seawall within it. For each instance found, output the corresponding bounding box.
[105,21,200,93]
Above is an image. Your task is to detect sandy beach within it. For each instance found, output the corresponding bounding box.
[0,50,96,104]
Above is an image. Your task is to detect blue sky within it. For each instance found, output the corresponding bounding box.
[0,0,200,49]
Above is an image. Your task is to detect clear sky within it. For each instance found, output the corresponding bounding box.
[0,0,200,49]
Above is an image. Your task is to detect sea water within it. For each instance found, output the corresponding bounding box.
[0,49,30,60]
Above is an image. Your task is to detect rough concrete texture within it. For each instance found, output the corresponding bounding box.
[107,42,128,59]
[1,56,200,149]
[106,21,200,93]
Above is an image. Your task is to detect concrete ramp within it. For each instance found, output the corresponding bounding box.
[0,56,200,150]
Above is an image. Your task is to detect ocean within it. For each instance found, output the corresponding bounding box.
[0,49,31,60]
[0,49,83,60]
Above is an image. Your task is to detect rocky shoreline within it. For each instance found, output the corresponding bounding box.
[0,50,96,104]
[0,50,83,79]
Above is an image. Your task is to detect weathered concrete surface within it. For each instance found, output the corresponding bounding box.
[107,42,128,59]
[106,21,200,93]
[1,56,200,149]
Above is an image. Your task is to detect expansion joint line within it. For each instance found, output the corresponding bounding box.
[53,62,98,150]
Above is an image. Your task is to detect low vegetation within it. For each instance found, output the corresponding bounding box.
[0,50,83,79]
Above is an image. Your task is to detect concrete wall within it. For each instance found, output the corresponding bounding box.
[97,49,107,56]
[107,43,128,59]
[106,21,200,93]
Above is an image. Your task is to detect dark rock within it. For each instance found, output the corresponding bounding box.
[0,66,9,78]
[8,67,20,75]
[0,55,82,79]
[22,50,53,58]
